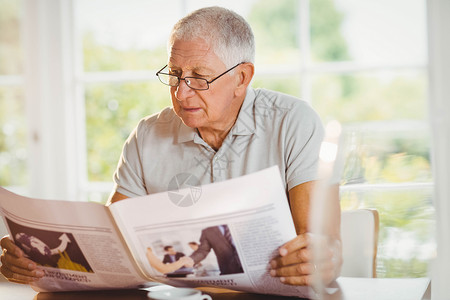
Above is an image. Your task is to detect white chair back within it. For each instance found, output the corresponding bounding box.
[340,209,379,277]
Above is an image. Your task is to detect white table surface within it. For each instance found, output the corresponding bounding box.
[0,276,431,300]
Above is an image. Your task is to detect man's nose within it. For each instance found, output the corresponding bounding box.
[174,79,195,101]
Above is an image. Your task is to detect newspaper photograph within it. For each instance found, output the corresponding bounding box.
[0,188,149,292]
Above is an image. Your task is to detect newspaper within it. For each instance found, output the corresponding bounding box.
[0,166,313,298]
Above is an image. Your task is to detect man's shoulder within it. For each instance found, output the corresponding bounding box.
[253,88,312,111]
[251,88,319,121]
[140,107,178,126]
[127,107,181,144]
[135,107,180,133]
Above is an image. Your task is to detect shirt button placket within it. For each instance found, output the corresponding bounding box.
[212,154,221,182]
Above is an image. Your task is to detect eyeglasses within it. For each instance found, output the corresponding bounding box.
[156,63,243,91]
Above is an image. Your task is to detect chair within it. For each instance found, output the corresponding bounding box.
[340,209,379,277]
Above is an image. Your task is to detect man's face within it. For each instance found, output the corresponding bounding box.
[166,247,176,255]
[168,38,242,131]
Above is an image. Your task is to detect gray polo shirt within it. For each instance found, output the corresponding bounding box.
[113,87,324,198]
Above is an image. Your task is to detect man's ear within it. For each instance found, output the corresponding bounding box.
[234,63,255,97]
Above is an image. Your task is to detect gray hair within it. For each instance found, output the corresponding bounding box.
[169,6,255,68]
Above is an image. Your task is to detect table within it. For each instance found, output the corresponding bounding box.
[0,277,431,300]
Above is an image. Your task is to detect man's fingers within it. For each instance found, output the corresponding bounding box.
[5,259,44,278]
[270,234,342,287]
[278,233,328,257]
[2,251,37,271]
[271,247,311,268]
[278,233,310,256]
[273,235,335,269]
[1,244,44,282]
[1,236,23,257]
[271,247,333,269]
[270,262,315,277]
[1,264,41,283]
[279,275,312,286]
[270,260,336,287]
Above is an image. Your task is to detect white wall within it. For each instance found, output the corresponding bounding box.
[427,0,450,299]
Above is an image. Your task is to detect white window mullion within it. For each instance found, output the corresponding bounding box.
[23,0,77,200]
[73,0,89,201]
[0,75,23,86]
[75,81,89,201]
[299,0,312,104]
[78,70,158,84]
[306,62,427,74]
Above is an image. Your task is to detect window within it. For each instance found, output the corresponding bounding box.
[309,0,432,278]
[0,0,27,192]
[1,0,432,279]
[74,0,432,278]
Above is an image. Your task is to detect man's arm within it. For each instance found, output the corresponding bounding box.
[106,191,129,205]
[289,181,315,235]
[162,255,171,264]
[189,229,212,264]
[269,181,342,286]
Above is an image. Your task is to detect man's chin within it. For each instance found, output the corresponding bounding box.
[180,117,205,129]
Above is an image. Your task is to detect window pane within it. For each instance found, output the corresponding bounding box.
[311,0,427,64]
[339,124,432,186]
[310,0,351,62]
[252,74,301,98]
[78,0,182,72]
[0,87,28,187]
[183,0,304,67]
[247,0,301,67]
[0,0,23,75]
[341,187,435,278]
[311,70,427,123]
[86,191,111,204]
[339,125,434,277]
[85,82,169,181]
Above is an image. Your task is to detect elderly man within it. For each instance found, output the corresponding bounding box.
[1,6,341,287]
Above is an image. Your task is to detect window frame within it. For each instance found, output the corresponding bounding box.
[1,0,444,283]
[16,0,432,203]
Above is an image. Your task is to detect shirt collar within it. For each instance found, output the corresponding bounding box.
[177,120,197,143]
[230,87,256,136]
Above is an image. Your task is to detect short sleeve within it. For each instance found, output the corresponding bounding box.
[284,102,325,190]
[112,119,147,197]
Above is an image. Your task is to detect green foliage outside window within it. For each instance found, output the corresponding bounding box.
[0,87,27,187]
[85,82,170,181]
[0,0,27,187]
[83,33,168,72]
[0,0,22,75]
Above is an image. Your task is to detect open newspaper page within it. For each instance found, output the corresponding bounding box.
[0,188,149,292]
[109,166,313,298]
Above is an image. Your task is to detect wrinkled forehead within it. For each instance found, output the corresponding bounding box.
[168,38,224,69]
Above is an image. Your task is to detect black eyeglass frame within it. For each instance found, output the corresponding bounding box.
[155,62,244,91]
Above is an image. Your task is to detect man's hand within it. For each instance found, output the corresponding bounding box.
[269,233,342,286]
[0,236,44,284]
[179,256,194,268]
